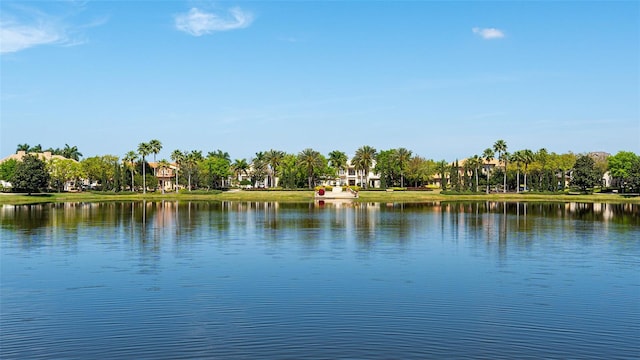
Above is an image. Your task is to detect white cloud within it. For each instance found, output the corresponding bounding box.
[0,21,64,53]
[0,3,104,54]
[472,27,505,40]
[175,7,254,36]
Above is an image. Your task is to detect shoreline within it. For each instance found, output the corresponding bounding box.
[1,191,638,205]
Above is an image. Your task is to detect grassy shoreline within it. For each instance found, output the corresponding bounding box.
[1,190,638,205]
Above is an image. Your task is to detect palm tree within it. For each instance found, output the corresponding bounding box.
[297,148,323,189]
[482,148,495,194]
[493,140,507,192]
[170,150,185,193]
[264,149,285,188]
[123,151,138,191]
[435,160,449,190]
[183,151,202,191]
[521,149,534,192]
[208,149,230,162]
[511,151,523,193]
[137,142,152,194]
[231,158,250,186]
[156,159,171,194]
[328,150,348,184]
[251,152,268,188]
[148,139,162,175]
[16,144,30,152]
[467,155,482,192]
[353,145,377,189]
[61,144,83,161]
[395,147,412,188]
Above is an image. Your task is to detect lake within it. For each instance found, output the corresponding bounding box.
[1,201,639,359]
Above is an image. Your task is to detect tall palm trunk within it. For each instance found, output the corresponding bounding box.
[503,160,507,193]
[142,156,146,194]
[486,167,490,194]
[475,168,479,192]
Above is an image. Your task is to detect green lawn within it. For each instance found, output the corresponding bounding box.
[0,190,638,205]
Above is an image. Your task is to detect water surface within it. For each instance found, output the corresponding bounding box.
[1,201,639,359]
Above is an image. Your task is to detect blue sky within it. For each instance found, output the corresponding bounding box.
[1,1,638,162]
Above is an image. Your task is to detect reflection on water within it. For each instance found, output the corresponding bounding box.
[2,200,638,229]
[1,201,639,359]
[2,201,638,249]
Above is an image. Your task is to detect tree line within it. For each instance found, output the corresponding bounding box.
[2,140,639,194]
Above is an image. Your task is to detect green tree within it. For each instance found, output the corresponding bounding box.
[16,144,30,152]
[395,147,412,188]
[11,154,50,195]
[82,155,118,191]
[182,150,203,190]
[435,160,449,190]
[521,149,534,192]
[171,150,185,192]
[482,148,494,193]
[607,151,639,192]
[61,144,83,161]
[264,149,285,188]
[45,147,62,155]
[328,150,348,184]
[200,153,231,189]
[0,159,18,181]
[556,152,576,191]
[374,149,399,188]
[571,155,600,192]
[137,142,152,193]
[123,151,138,191]
[627,157,640,193]
[405,156,436,187]
[450,160,461,191]
[251,152,268,188]
[47,158,84,192]
[81,156,104,189]
[148,139,163,174]
[510,151,523,192]
[297,148,324,189]
[493,140,508,192]
[466,155,482,192]
[353,145,377,188]
[231,158,249,186]
[278,154,301,189]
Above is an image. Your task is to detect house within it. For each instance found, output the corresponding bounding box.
[148,162,179,192]
[328,160,381,188]
[0,151,80,191]
[0,150,72,164]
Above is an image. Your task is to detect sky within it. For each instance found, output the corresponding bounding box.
[1,0,639,162]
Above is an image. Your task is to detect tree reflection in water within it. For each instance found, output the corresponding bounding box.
[2,201,638,255]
